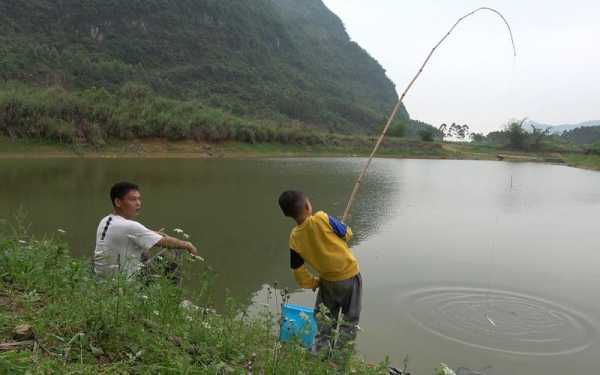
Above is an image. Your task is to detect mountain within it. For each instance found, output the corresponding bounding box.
[561,125,600,146]
[0,0,408,134]
[523,120,600,135]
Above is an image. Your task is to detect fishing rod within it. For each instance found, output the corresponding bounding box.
[341,7,517,222]
[330,7,518,352]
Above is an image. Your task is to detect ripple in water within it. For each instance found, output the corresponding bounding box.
[403,287,596,356]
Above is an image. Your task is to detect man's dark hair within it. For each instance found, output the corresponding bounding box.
[110,182,139,207]
[278,190,306,218]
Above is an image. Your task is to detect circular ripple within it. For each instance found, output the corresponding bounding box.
[403,287,596,356]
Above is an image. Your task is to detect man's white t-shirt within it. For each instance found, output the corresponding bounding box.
[94,214,162,277]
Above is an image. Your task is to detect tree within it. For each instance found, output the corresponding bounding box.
[529,125,551,151]
[419,129,434,142]
[383,121,406,138]
[455,124,470,140]
[470,132,485,143]
[506,119,528,150]
[439,122,469,140]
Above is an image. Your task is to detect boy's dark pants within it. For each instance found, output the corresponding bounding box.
[313,273,362,352]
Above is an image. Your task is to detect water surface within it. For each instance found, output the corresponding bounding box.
[2,157,600,374]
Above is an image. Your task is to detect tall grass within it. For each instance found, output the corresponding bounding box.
[0,225,389,374]
[0,82,350,148]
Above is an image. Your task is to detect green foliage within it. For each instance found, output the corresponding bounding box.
[561,126,600,146]
[470,132,485,143]
[506,120,528,150]
[0,0,408,132]
[0,82,346,146]
[472,120,578,153]
[380,120,406,138]
[406,119,442,139]
[0,231,388,373]
[418,129,435,142]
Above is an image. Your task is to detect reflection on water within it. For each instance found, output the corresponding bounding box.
[2,158,600,374]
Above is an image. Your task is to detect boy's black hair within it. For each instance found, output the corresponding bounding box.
[278,190,306,218]
[110,182,139,207]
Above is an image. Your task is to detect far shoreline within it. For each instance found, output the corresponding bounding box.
[1,137,599,171]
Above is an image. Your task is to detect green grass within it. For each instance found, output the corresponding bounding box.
[563,154,600,171]
[0,227,390,374]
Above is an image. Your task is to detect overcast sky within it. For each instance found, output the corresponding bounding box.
[322,0,600,133]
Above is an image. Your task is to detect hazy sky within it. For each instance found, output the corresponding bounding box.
[322,0,600,133]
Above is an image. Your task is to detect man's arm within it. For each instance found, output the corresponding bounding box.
[290,249,319,290]
[157,235,198,256]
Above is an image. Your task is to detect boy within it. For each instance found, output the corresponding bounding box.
[278,190,362,352]
[94,181,198,279]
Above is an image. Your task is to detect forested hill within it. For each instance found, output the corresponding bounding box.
[0,0,408,133]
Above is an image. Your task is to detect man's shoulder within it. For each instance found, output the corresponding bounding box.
[103,215,147,231]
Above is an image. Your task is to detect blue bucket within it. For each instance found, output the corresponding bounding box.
[279,303,317,348]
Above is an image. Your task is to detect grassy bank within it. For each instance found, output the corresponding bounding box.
[0,229,390,374]
[561,154,600,171]
[4,134,598,169]
[0,135,451,159]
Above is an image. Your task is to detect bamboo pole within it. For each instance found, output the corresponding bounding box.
[341,7,516,222]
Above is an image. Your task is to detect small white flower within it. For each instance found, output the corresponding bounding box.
[201,321,211,329]
[191,255,204,262]
[141,295,149,300]
[18,240,27,244]
[183,233,190,239]
[186,315,193,322]
[57,229,66,234]
[173,228,184,234]
[180,300,199,311]
[153,310,160,316]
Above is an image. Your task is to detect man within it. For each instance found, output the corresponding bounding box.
[94,181,198,278]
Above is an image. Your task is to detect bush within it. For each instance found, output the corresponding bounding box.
[418,129,434,142]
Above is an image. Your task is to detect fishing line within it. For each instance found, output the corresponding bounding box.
[484,173,515,327]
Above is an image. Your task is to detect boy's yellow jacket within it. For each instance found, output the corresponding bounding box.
[288,211,357,289]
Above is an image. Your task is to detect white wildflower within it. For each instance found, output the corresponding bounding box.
[180,300,199,311]
[153,310,160,316]
[141,295,149,300]
[57,229,66,234]
[173,228,184,234]
[183,233,190,239]
[191,255,204,262]
[18,240,27,244]
[185,315,193,322]
[201,321,211,329]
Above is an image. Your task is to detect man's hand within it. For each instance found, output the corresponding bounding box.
[184,241,198,256]
[157,236,198,256]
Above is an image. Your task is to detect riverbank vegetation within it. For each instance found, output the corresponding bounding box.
[0,82,437,149]
[0,226,389,374]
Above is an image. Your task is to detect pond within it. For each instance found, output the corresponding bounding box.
[1,157,600,374]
